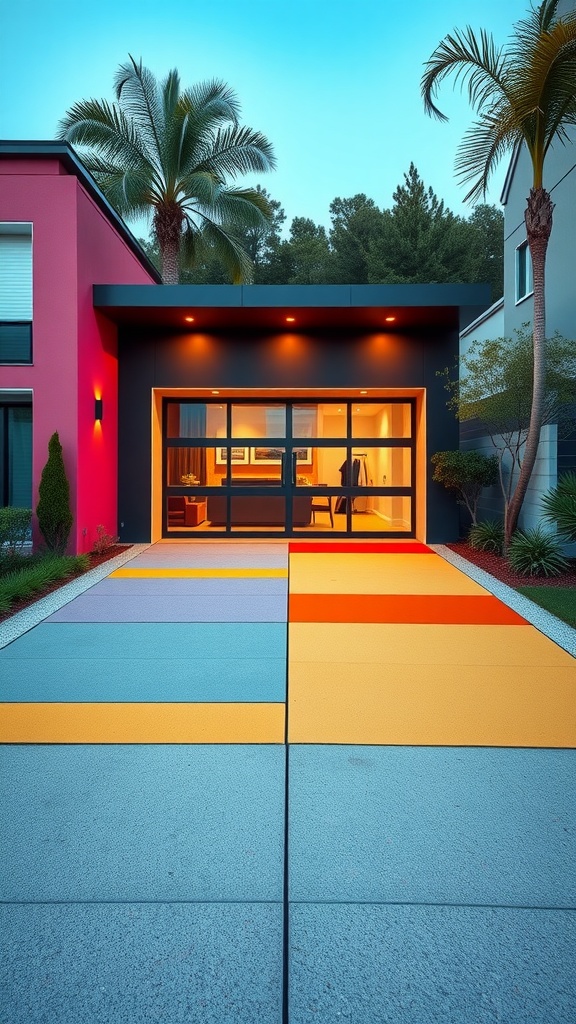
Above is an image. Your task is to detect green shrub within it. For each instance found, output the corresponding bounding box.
[0,553,89,614]
[36,432,73,554]
[431,450,498,526]
[0,507,32,554]
[540,471,576,541]
[468,519,504,554]
[507,527,569,578]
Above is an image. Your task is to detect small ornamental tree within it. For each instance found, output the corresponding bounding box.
[439,327,576,550]
[36,432,73,554]
[431,450,498,526]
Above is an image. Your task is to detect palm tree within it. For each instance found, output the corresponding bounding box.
[421,0,576,548]
[57,56,276,284]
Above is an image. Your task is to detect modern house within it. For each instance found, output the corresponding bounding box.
[1,141,491,552]
[459,116,576,531]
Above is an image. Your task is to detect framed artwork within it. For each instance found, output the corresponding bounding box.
[250,446,285,465]
[215,446,249,465]
[293,447,312,465]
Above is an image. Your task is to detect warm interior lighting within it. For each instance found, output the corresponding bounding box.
[185,316,195,322]
[385,316,396,322]
[360,390,367,395]
[286,316,296,322]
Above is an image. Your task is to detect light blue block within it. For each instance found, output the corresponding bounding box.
[289,746,576,906]
[0,746,285,901]
[45,594,288,622]
[290,904,576,1024]
[0,622,287,660]
[1,902,283,1024]
[0,657,286,702]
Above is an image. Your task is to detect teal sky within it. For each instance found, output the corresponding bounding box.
[1,0,528,233]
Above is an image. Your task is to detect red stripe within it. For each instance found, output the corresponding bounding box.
[288,542,433,554]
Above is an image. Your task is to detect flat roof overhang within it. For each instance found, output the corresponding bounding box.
[93,283,491,333]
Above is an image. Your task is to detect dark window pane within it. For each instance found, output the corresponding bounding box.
[0,322,32,363]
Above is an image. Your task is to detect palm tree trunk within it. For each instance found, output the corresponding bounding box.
[504,187,553,550]
[154,203,184,284]
[160,237,180,284]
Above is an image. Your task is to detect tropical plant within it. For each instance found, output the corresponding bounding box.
[507,525,569,576]
[431,450,498,526]
[36,432,73,554]
[422,0,576,548]
[540,470,576,540]
[468,519,505,555]
[57,56,276,283]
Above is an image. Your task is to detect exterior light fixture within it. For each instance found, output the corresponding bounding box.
[94,398,103,421]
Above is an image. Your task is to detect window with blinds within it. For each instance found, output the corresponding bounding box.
[0,224,33,362]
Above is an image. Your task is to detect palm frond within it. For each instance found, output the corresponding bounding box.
[202,186,272,230]
[455,113,522,202]
[194,125,276,180]
[191,219,254,283]
[113,55,165,171]
[176,170,220,207]
[179,80,241,125]
[421,25,508,121]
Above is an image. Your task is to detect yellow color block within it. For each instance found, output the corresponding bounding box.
[0,703,285,744]
[288,661,576,747]
[110,567,288,578]
[289,553,490,595]
[288,622,576,667]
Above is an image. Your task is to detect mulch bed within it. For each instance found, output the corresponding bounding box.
[0,546,131,625]
[446,542,576,589]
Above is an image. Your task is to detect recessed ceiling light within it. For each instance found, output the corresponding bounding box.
[385,316,396,322]
[211,390,220,395]
[286,316,296,322]
[185,316,195,322]
[360,390,367,395]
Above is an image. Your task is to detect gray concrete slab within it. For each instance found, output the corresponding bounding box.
[1,902,283,1024]
[289,745,576,906]
[0,745,285,902]
[289,904,576,1024]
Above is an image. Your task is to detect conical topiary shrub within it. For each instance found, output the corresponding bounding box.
[36,432,73,554]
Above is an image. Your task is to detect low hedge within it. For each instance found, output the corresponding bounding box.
[0,554,89,614]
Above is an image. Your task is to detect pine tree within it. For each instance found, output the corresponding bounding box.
[36,432,73,554]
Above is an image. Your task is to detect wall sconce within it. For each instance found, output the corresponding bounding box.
[94,398,103,421]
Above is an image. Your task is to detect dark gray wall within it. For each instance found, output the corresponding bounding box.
[118,327,460,542]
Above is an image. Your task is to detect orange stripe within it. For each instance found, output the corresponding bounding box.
[289,593,528,625]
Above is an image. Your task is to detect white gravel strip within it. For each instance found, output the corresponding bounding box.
[0,545,150,650]
[434,544,576,658]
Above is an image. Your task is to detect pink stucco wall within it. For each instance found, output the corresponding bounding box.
[0,157,156,553]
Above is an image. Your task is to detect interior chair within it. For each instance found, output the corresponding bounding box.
[310,493,334,527]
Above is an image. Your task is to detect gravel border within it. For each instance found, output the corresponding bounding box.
[0,545,150,650]
[434,544,576,658]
